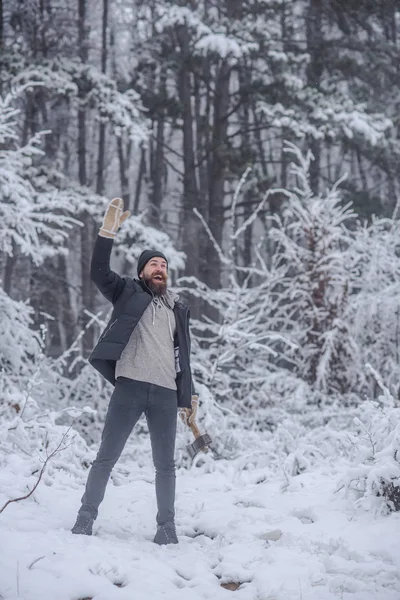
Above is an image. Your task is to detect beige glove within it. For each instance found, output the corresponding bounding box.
[99,197,130,238]
[179,395,199,427]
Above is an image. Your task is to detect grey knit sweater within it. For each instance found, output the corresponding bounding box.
[115,289,178,390]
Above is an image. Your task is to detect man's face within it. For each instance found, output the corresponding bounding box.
[140,257,168,295]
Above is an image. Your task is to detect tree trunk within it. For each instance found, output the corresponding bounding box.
[118,137,136,276]
[177,24,200,278]
[149,67,167,228]
[3,243,17,295]
[133,142,146,214]
[57,254,78,353]
[117,137,131,209]
[96,0,108,196]
[206,59,231,289]
[252,104,268,178]
[110,25,131,212]
[306,0,324,195]
[0,0,3,52]
[193,57,212,289]
[194,64,209,214]
[238,65,253,275]
[78,0,95,355]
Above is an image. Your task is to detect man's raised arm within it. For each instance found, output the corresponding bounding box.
[90,198,130,304]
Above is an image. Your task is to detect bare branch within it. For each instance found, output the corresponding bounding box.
[0,426,74,514]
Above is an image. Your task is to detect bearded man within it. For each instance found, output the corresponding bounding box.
[71,198,197,545]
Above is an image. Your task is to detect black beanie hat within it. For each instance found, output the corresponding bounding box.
[137,249,168,277]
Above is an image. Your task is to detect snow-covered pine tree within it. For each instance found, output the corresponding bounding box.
[267,143,362,396]
[0,87,89,420]
[0,89,79,275]
[347,213,400,400]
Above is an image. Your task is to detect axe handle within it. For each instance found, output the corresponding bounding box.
[189,421,202,439]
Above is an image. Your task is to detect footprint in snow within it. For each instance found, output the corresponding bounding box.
[291,508,316,524]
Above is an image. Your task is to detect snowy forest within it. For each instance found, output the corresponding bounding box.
[1,1,400,599]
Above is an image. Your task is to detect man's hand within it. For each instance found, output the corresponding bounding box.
[179,395,199,427]
[99,197,130,239]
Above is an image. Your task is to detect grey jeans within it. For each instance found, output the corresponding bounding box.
[79,377,178,525]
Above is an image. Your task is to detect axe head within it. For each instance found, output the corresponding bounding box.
[186,432,212,459]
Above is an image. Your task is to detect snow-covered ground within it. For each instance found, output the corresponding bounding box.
[1,431,399,600]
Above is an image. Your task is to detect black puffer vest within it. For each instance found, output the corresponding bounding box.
[88,236,194,408]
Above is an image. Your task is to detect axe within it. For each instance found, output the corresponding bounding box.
[179,396,213,459]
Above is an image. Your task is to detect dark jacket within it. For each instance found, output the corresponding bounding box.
[88,235,195,408]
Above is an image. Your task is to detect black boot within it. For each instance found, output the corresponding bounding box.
[71,511,94,535]
[153,521,178,545]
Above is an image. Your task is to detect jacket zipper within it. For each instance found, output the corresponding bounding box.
[100,318,117,341]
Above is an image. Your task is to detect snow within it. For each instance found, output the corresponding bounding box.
[195,34,258,59]
[258,91,392,145]
[155,6,211,36]
[1,81,400,600]
[1,436,399,600]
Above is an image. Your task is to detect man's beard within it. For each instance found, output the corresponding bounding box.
[144,274,167,296]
